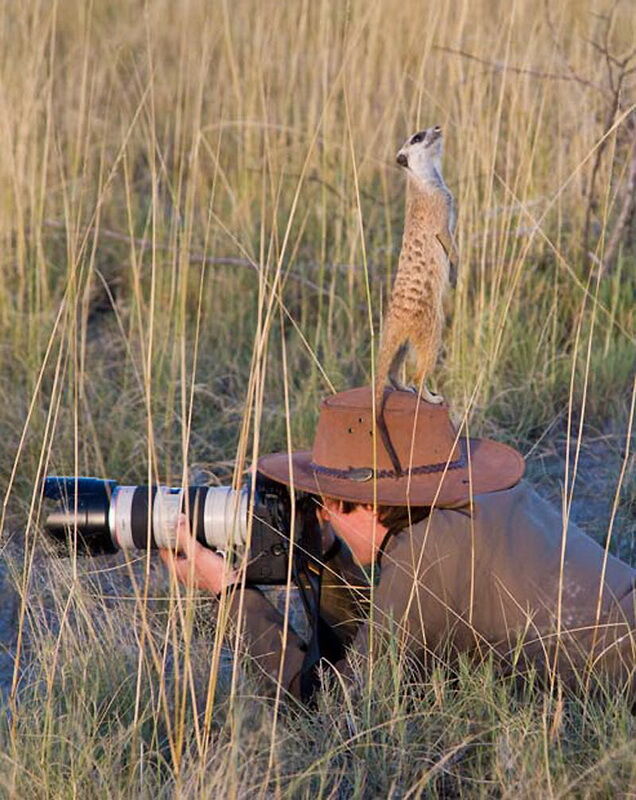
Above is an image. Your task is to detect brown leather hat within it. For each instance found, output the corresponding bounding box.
[257,387,525,506]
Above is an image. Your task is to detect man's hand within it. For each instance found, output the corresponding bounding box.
[159,514,237,596]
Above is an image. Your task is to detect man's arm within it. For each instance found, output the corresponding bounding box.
[222,585,309,698]
[222,539,366,698]
[160,516,350,700]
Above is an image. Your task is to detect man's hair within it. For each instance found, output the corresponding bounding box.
[338,500,430,537]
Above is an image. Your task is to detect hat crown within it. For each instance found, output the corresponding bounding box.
[311,387,460,475]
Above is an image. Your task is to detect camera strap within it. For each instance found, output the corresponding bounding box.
[294,500,344,703]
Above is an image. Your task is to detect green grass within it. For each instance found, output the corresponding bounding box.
[0,0,634,795]
[2,582,635,797]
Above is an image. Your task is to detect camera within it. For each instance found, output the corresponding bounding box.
[42,473,320,584]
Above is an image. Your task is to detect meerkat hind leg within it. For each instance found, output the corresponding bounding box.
[402,382,443,403]
[413,348,444,404]
[421,384,444,404]
[388,342,411,392]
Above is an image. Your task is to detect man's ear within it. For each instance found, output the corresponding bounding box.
[323,497,344,514]
[316,496,342,522]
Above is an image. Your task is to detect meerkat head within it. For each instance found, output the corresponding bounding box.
[396,126,443,183]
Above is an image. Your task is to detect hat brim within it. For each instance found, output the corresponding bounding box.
[257,437,525,507]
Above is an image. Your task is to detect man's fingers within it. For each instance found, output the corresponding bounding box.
[165,514,199,556]
[160,546,195,583]
[160,544,232,593]
[159,515,236,594]
[170,557,193,586]
[158,546,185,574]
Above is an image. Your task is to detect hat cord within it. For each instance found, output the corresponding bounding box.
[308,439,467,481]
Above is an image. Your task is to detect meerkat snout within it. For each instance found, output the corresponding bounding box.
[396,152,408,167]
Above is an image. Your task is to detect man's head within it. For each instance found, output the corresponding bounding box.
[315,496,430,566]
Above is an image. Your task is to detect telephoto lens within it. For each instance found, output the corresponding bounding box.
[42,473,298,584]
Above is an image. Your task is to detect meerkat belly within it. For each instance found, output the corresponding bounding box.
[390,250,447,324]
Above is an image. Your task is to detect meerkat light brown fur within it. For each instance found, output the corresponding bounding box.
[375,125,458,415]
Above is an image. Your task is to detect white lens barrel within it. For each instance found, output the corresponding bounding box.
[109,485,183,549]
[152,487,184,549]
[203,486,248,550]
[108,486,136,549]
[108,484,248,551]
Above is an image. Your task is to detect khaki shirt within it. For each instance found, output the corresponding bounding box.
[227,481,636,697]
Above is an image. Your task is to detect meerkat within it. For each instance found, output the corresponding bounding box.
[375,125,458,418]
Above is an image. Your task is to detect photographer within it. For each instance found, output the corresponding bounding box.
[160,387,636,700]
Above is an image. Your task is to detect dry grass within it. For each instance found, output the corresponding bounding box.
[0,0,634,796]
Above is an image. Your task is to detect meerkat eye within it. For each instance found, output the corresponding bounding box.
[410,132,424,145]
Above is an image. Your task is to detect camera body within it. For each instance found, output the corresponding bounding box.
[43,473,317,584]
